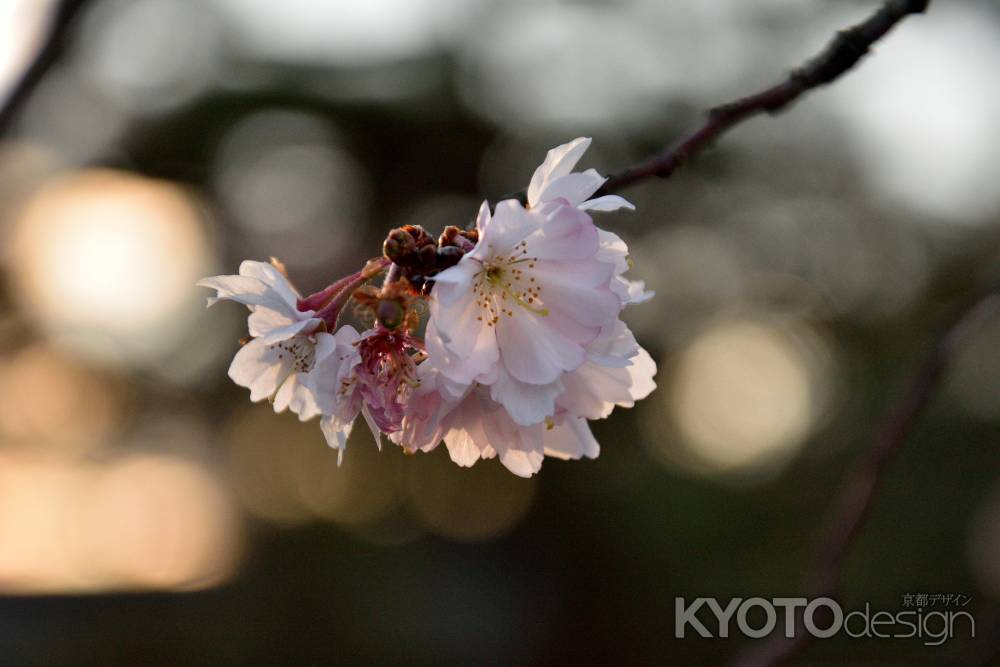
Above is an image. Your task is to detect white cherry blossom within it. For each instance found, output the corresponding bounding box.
[199,260,323,399]
[198,260,322,345]
[199,260,374,462]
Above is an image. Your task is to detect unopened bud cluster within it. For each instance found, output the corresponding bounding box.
[382,224,479,288]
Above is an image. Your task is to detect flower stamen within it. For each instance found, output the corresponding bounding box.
[473,255,548,322]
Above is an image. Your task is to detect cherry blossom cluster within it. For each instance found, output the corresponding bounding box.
[199,138,656,476]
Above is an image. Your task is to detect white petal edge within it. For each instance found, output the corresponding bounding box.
[579,194,635,212]
[527,137,592,207]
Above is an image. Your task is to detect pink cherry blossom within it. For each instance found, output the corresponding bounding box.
[201,137,657,476]
[394,367,606,478]
[427,199,620,424]
[557,320,657,420]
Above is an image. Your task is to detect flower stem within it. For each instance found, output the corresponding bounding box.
[384,263,403,286]
[307,257,390,328]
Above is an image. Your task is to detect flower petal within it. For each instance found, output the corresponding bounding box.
[532,257,615,290]
[596,229,629,271]
[543,417,600,460]
[527,137,592,207]
[394,370,451,452]
[558,360,632,419]
[361,405,383,451]
[557,325,658,418]
[628,346,658,402]
[429,261,477,307]
[496,309,584,384]
[497,445,544,478]
[431,287,500,365]
[228,337,292,402]
[613,278,655,306]
[250,310,320,344]
[475,199,538,257]
[273,372,321,420]
[425,319,498,387]
[524,202,600,260]
[477,397,544,477]
[197,274,296,317]
[439,387,494,466]
[238,260,301,308]
[543,284,620,331]
[474,199,492,235]
[578,194,635,212]
[196,274,264,308]
[489,367,562,426]
[320,414,354,466]
[308,329,362,418]
[443,428,483,467]
[535,170,605,209]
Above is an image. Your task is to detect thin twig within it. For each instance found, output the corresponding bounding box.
[492,0,929,208]
[594,0,930,196]
[732,283,1000,667]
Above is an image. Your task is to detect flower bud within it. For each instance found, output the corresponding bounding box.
[439,225,478,252]
[383,228,416,265]
[401,225,434,248]
[461,228,479,246]
[436,245,464,270]
[415,243,438,273]
[375,297,406,330]
[438,225,460,246]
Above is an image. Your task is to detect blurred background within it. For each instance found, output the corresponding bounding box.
[0,0,999,663]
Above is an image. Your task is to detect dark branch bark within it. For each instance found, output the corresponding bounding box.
[462,0,919,208]
[593,0,929,196]
[731,282,1000,667]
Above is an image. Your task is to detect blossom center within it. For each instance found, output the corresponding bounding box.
[472,240,547,326]
[272,338,316,373]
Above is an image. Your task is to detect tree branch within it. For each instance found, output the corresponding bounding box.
[590,0,930,197]
[732,281,1000,667]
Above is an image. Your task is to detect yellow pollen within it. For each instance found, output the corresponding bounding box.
[485,265,504,284]
[475,255,549,320]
